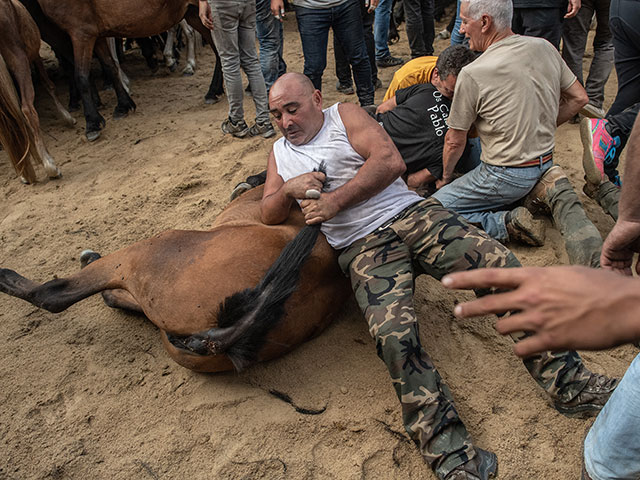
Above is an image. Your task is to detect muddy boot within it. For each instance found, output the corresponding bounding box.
[505,206,545,247]
[554,366,619,418]
[444,448,498,480]
[523,165,569,216]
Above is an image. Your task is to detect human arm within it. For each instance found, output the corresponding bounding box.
[437,127,467,189]
[271,0,285,20]
[407,168,437,188]
[198,0,213,30]
[565,0,581,18]
[441,266,640,356]
[601,114,640,274]
[557,79,588,125]
[260,150,326,225]
[299,103,406,224]
[364,0,379,13]
[376,96,397,114]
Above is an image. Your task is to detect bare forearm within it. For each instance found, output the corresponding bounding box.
[441,130,466,182]
[261,188,293,225]
[557,81,588,125]
[619,114,640,222]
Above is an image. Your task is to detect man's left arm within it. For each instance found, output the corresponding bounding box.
[300,103,406,225]
[557,79,588,125]
[437,127,468,189]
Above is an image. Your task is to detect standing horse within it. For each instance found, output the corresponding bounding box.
[0,187,351,372]
[35,0,224,141]
[0,0,75,183]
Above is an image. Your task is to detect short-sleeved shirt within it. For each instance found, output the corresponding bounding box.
[447,34,576,167]
[383,56,437,102]
[380,83,451,179]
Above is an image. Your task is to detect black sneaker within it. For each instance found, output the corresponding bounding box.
[335,81,355,95]
[376,55,404,68]
[248,120,276,138]
[221,117,250,138]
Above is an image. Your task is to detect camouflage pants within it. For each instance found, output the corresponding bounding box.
[338,198,589,478]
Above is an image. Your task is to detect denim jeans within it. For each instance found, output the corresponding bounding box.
[209,0,269,123]
[450,0,466,45]
[432,161,552,242]
[404,0,435,57]
[295,0,374,106]
[561,0,614,108]
[373,0,392,59]
[584,354,640,480]
[607,0,640,116]
[334,0,377,87]
[255,0,286,93]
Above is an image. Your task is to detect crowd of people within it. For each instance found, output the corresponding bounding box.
[198,0,639,478]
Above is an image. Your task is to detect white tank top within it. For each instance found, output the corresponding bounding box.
[273,103,421,249]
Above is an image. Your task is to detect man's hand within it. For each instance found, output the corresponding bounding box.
[436,176,451,190]
[601,220,640,275]
[565,0,581,18]
[271,0,286,20]
[300,194,340,224]
[199,0,214,30]
[282,172,326,200]
[376,96,397,115]
[365,0,379,13]
[441,266,640,356]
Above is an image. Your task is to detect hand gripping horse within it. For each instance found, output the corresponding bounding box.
[0,187,351,372]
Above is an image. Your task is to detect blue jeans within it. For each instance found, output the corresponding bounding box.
[255,0,286,93]
[432,161,552,241]
[584,354,640,479]
[373,0,392,59]
[450,0,466,45]
[295,0,374,106]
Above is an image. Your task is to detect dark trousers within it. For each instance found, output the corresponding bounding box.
[607,0,640,116]
[334,0,378,88]
[512,7,565,48]
[404,0,435,57]
[295,0,375,106]
[561,0,614,108]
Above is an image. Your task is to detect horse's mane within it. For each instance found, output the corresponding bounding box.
[0,52,38,183]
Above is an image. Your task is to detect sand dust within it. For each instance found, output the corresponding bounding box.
[0,14,636,480]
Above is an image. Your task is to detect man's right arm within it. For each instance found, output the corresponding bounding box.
[376,96,397,114]
[260,150,326,225]
[437,127,467,189]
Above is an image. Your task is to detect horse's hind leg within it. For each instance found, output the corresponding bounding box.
[33,57,75,127]
[184,6,223,102]
[93,38,136,119]
[80,250,143,313]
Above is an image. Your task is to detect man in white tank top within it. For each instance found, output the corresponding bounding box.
[260,73,618,480]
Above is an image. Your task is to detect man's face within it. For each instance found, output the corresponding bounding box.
[269,86,324,146]
[459,2,484,51]
[432,70,457,99]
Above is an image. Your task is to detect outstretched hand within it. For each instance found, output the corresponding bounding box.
[601,219,640,275]
[441,266,640,357]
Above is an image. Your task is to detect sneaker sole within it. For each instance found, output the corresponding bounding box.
[580,104,605,119]
[580,119,603,186]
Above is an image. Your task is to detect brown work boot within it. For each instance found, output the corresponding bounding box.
[523,166,568,216]
[444,448,498,480]
[554,369,618,418]
[505,206,546,247]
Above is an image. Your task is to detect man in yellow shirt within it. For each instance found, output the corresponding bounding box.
[383,55,437,101]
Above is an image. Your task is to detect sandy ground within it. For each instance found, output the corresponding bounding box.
[0,12,637,480]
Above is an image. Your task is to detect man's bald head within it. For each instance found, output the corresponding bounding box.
[269,73,325,146]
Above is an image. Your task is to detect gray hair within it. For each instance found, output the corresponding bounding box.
[462,0,513,31]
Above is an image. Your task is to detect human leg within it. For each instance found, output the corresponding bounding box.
[450,0,466,45]
[404,0,428,57]
[294,6,331,90]
[510,7,564,48]
[210,0,245,123]
[332,0,374,106]
[607,0,640,116]
[583,354,640,480]
[420,0,435,56]
[561,1,592,84]
[338,226,480,479]
[255,0,286,93]
[584,0,614,109]
[238,0,270,124]
[374,0,393,60]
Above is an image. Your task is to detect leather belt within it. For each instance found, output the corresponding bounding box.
[517,151,553,167]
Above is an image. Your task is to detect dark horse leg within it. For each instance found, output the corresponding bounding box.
[184,4,223,103]
[71,34,105,141]
[93,37,136,120]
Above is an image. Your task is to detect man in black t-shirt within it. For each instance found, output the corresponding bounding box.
[371,45,478,189]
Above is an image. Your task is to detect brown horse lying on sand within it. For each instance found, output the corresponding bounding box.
[0,187,350,372]
[0,0,75,183]
[35,0,224,141]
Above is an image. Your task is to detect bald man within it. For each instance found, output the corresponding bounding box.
[259,72,616,480]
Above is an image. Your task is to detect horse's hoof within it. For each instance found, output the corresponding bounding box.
[47,169,62,180]
[205,95,220,105]
[113,110,129,119]
[86,130,101,142]
[20,176,30,185]
[80,250,101,269]
[182,69,194,77]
